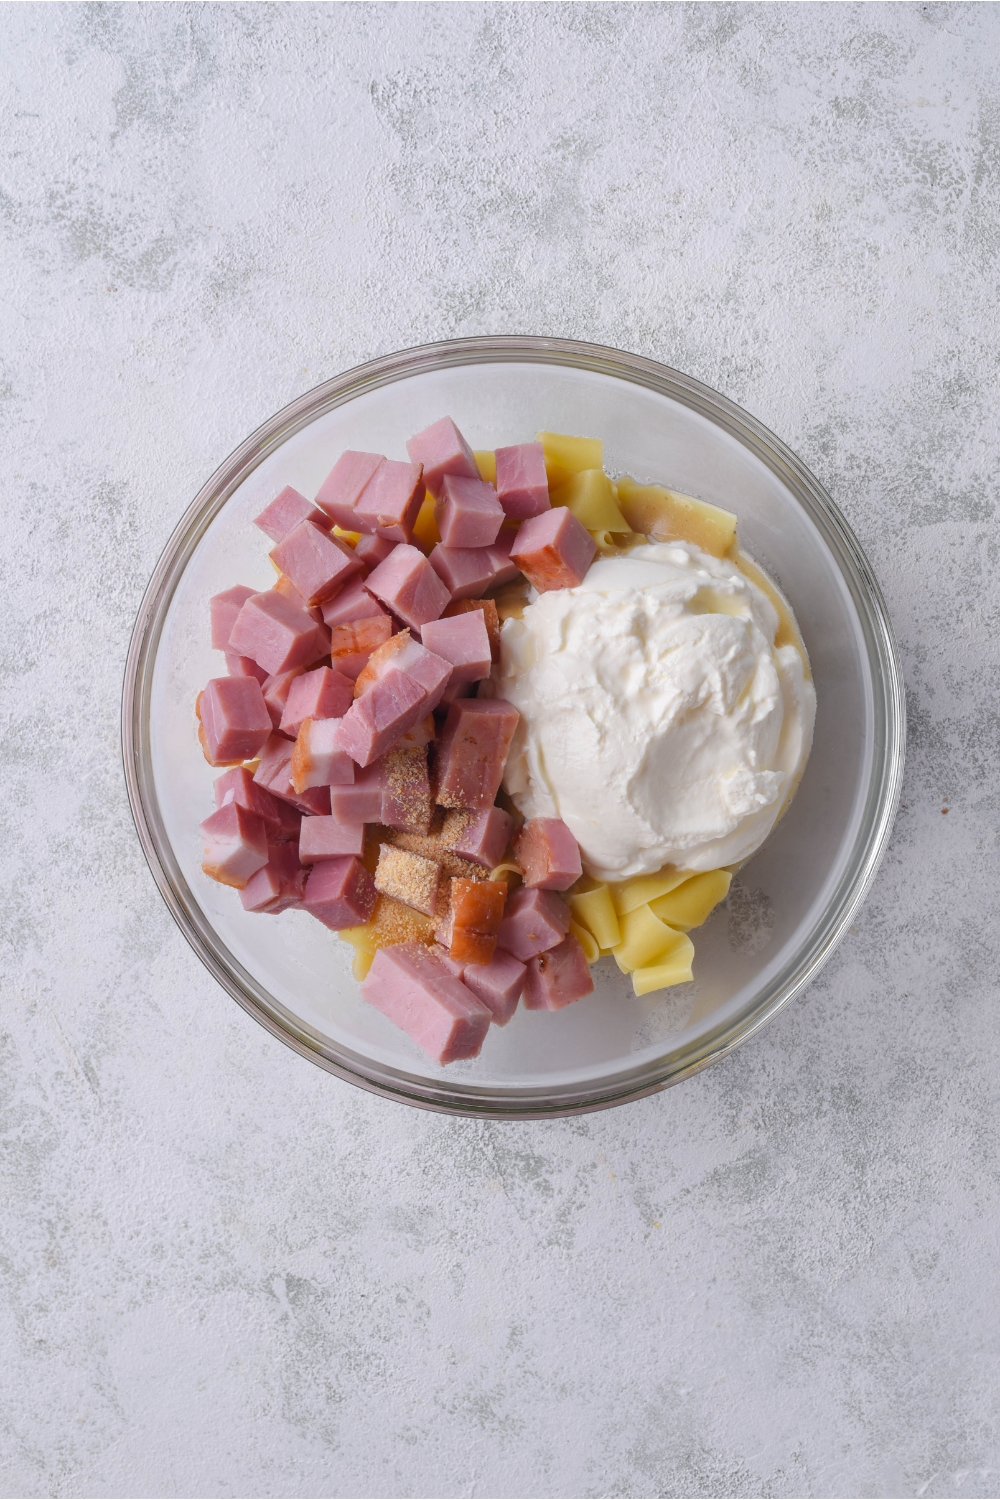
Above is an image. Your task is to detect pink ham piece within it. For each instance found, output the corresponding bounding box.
[254,734,331,816]
[485,530,520,587]
[361,942,492,1063]
[314,450,384,529]
[435,474,504,549]
[321,575,389,629]
[355,459,425,543]
[512,817,583,891]
[495,443,550,520]
[365,543,450,629]
[335,631,451,767]
[380,745,433,833]
[261,667,304,730]
[269,520,361,607]
[279,666,353,739]
[239,842,306,913]
[228,590,330,676]
[214,766,301,842]
[329,615,393,681]
[433,698,520,809]
[405,417,478,496]
[461,948,527,1026]
[522,934,594,1010]
[211,585,256,650]
[290,718,356,792]
[511,507,596,592]
[330,762,384,823]
[200,803,268,889]
[272,572,326,626]
[254,486,327,543]
[196,677,272,766]
[427,544,496,601]
[301,855,376,929]
[496,886,571,961]
[298,816,366,862]
[354,533,396,572]
[442,805,513,868]
[420,612,492,686]
[225,653,268,685]
[332,669,428,768]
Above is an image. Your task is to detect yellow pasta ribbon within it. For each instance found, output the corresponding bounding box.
[648,870,732,931]
[615,477,737,558]
[474,450,496,484]
[611,868,691,916]
[536,430,604,491]
[332,525,362,547]
[612,905,688,973]
[569,884,621,952]
[569,919,600,965]
[631,937,695,996]
[339,926,376,980]
[411,494,440,552]
[550,469,630,534]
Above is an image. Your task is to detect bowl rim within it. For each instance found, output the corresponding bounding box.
[121,334,906,1118]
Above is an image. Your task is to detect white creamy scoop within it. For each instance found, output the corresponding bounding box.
[496,541,815,882]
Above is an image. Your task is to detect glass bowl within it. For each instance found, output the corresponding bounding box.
[122,336,905,1117]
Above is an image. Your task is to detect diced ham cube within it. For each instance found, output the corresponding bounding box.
[329,615,393,681]
[315,450,384,529]
[496,886,571,961]
[299,816,366,862]
[228,590,330,676]
[433,698,520,809]
[214,765,301,842]
[269,520,361,607]
[254,734,331,815]
[427,544,496,601]
[511,507,596,592]
[196,677,272,766]
[330,762,384,823]
[354,533,397,571]
[225,653,268,685]
[435,474,504,549]
[353,629,446,702]
[374,844,441,916]
[355,459,425,543]
[512,817,583,891]
[439,877,507,965]
[332,668,430,768]
[200,803,268,889]
[365,543,450,629]
[420,612,492,685]
[495,443,550,520]
[321,575,390,629]
[405,417,478,497]
[239,842,306,913]
[441,805,513,868]
[485,530,521,587]
[301,855,376,930]
[431,946,467,980]
[261,667,304,730]
[522,934,594,1010]
[211,585,256,650]
[272,572,326,626]
[290,718,356,792]
[461,948,527,1026]
[442,596,501,660]
[361,942,491,1064]
[380,745,433,833]
[254,486,328,543]
[279,666,353,738]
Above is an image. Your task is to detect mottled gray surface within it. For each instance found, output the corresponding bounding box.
[2,4,999,1496]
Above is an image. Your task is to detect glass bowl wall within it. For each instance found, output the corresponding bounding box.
[122,337,905,1117]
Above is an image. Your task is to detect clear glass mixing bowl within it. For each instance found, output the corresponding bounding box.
[122,337,905,1117]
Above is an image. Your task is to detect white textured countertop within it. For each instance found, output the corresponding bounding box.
[3,5,999,1496]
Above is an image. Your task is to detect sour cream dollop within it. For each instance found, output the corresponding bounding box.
[497,542,816,882]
